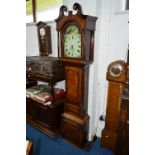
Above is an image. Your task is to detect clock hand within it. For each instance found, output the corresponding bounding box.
[71,45,74,57]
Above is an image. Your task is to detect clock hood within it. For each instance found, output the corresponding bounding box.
[55,3,97,31]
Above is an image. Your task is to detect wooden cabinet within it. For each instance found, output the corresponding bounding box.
[26,97,64,137]
[26,56,65,138]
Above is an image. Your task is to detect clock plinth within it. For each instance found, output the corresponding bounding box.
[61,112,89,148]
[55,3,97,148]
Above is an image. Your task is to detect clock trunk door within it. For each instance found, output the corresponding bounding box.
[65,66,82,104]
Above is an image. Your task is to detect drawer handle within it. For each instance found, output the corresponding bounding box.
[105,135,108,138]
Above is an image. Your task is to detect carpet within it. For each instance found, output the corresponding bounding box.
[26,124,115,155]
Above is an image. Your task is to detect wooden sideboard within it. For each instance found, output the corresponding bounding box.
[26,56,65,138]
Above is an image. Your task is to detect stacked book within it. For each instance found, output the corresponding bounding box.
[26,84,65,105]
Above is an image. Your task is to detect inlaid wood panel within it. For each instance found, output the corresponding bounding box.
[65,66,82,105]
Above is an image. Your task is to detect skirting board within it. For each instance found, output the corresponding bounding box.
[88,121,105,140]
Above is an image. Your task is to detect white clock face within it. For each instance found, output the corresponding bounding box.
[63,25,81,58]
[39,28,45,37]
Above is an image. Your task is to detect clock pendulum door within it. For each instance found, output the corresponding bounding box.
[55,3,97,148]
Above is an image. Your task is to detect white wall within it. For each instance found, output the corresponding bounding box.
[96,0,129,137]
[26,0,129,140]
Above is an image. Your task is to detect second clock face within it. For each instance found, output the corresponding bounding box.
[39,27,45,37]
[63,25,81,58]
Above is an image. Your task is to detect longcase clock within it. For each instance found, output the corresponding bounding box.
[101,60,127,153]
[55,3,97,148]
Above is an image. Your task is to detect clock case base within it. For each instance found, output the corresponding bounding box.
[61,112,89,148]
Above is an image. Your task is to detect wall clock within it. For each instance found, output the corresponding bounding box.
[55,3,97,148]
[36,21,52,56]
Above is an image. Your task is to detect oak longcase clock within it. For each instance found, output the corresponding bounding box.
[101,60,127,153]
[55,3,97,148]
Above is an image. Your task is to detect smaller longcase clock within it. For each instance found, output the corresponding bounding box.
[63,25,81,58]
[36,21,52,56]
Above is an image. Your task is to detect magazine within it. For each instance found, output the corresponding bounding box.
[26,84,65,105]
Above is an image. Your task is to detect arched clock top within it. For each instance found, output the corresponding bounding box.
[36,21,47,27]
[62,22,82,34]
[55,3,97,63]
[107,60,127,83]
[64,25,80,34]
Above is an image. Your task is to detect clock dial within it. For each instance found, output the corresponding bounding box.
[39,28,45,37]
[109,63,123,77]
[63,25,81,58]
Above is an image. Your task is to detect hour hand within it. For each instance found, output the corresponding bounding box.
[70,45,74,57]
